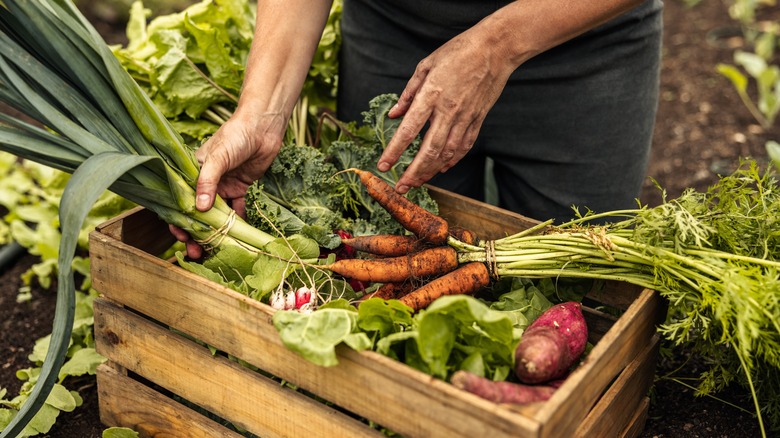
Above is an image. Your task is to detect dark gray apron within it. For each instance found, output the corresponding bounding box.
[337,0,663,222]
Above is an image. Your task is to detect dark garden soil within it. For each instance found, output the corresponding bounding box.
[2,0,779,436]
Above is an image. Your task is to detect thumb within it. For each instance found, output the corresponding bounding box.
[195,159,224,211]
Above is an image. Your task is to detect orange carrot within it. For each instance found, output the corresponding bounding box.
[324,246,459,283]
[358,281,417,303]
[449,227,479,246]
[347,168,449,244]
[342,234,426,257]
[399,262,490,311]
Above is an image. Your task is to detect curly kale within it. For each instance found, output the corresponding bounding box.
[244,93,439,241]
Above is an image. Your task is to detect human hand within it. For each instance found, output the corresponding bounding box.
[377,25,517,193]
[173,110,288,259]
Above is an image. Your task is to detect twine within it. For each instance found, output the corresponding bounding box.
[195,209,237,251]
[485,239,499,279]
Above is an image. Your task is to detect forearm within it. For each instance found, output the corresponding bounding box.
[481,0,647,68]
[234,0,333,123]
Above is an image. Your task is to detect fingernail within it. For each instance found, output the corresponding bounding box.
[397,184,409,193]
[196,194,211,210]
[377,161,390,172]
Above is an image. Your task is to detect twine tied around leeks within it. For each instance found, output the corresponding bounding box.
[195,209,237,252]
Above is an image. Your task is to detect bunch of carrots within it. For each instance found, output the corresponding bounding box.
[322,168,493,311]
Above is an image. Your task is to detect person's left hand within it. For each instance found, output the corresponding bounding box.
[377,23,518,193]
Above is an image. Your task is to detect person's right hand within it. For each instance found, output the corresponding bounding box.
[173,109,289,259]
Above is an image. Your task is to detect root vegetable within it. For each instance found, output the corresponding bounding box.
[451,370,558,405]
[324,246,458,283]
[342,234,426,257]
[346,168,449,244]
[359,281,416,302]
[399,261,490,311]
[449,227,479,246]
[514,302,588,384]
[527,301,588,359]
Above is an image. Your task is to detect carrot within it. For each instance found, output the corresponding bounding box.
[399,262,490,311]
[342,234,426,257]
[346,168,449,244]
[324,246,459,283]
[449,227,479,245]
[451,370,558,405]
[358,281,417,302]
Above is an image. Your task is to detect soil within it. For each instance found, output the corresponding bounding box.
[1,0,779,437]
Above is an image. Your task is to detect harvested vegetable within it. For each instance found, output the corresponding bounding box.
[344,168,449,244]
[360,281,416,301]
[449,227,479,246]
[399,261,491,311]
[342,234,426,257]
[526,302,588,360]
[324,246,459,283]
[451,370,558,405]
[514,325,575,384]
[511,302,587,384]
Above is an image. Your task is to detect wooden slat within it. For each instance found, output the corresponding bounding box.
[575,335,660,437]
[90,232,541,438]
[97,363,244,438]
[582,306,618,344]
[622,398,651,438]
[94,299,382,438]
[94,206,175,256]
[532,288,664,438]
[427,185,540,239]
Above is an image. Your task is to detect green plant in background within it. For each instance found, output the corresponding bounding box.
[717,0,780,165]
[727,0,776,32]
[717,51,780,130]
[113,0,342,143]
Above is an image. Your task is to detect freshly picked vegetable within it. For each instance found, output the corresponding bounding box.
[451,370,562,405]
[513,302,587,384]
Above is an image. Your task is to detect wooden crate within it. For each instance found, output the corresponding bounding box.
[90,186,665,438]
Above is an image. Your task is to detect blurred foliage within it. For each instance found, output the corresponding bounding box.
[74,0,200,22]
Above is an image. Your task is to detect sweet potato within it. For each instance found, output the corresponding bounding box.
[527,301,588,359]
[514,302,588,384]
[451,370,558,405]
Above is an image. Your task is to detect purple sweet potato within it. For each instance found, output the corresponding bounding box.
[527,301,588,358]
[514,301,588,384]
[451,370,558,405]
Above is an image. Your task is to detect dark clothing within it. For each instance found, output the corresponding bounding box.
[337,0,664,222]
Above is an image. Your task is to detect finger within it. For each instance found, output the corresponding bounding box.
[186,239,204,260]
[232,197,247,219]
[394,113,454,192]
[388,62,429,119]
[196,152,230,211]
[168,224,190,242]
[441,119,481,172]
[378,104,432,172]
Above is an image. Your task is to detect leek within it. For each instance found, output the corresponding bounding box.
[0,1,277,434]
